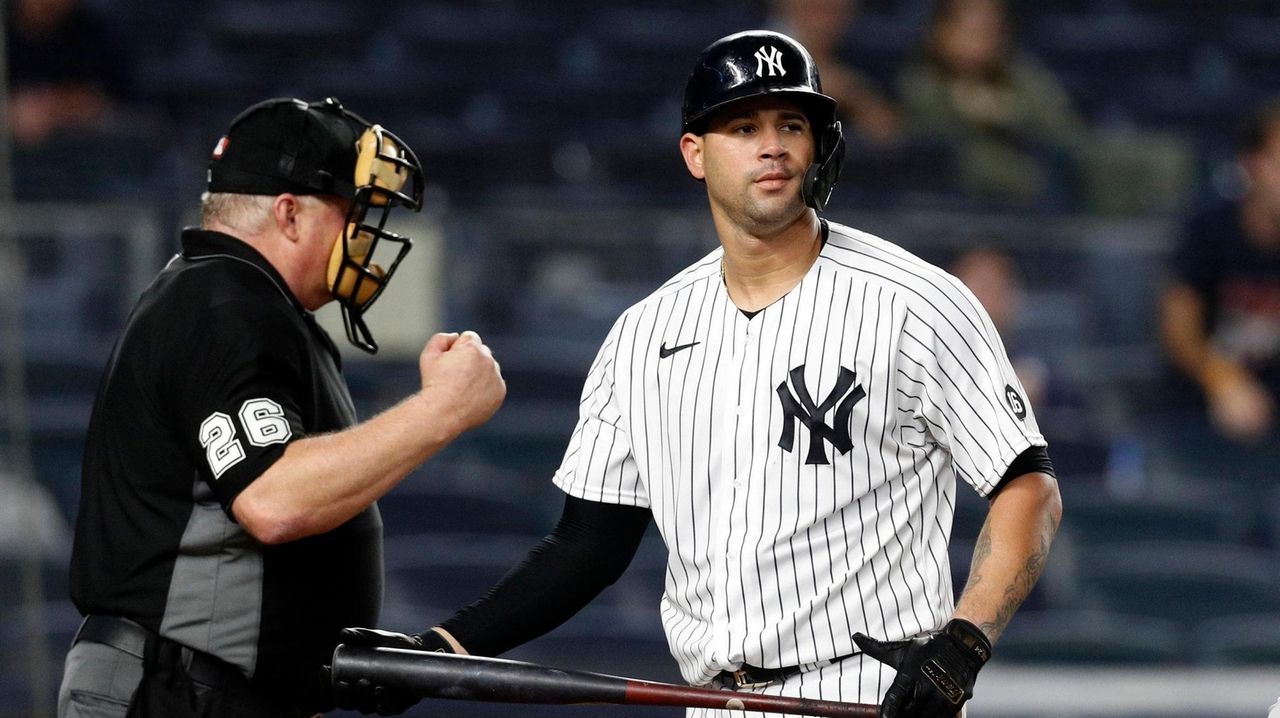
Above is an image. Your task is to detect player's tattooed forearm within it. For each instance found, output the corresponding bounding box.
[964,509,1059,643]
[980,513,1058,642]
[971,521,993,567]
[962,521,994,599]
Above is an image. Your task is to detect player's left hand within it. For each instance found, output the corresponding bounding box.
[332,627,453,715]
[853,618,992,718]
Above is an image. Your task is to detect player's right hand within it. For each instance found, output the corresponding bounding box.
[333,627,456,715]
[418,330,506,433]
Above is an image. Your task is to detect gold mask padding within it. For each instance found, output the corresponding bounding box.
[326,125,406,304]
[327,225,385,305]
[354,125,408,206]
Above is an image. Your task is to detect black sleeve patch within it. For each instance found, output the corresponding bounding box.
[1004,384,1027,420]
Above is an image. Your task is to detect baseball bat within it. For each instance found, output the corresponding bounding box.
[331,645,878,717]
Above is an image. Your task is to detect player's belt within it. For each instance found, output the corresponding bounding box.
[712,652,856,690]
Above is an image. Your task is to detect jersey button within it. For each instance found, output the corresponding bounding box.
[732,478,743,489]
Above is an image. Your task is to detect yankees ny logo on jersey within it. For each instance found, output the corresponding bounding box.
[755,45,786,77]
[776,365,865,465]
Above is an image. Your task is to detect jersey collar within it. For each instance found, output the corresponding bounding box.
[180,228,306,314]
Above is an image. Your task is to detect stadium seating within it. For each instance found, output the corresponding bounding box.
[992,609,1184,665]
[1076,541,1280,626]
[1059,490,1256,547]
[11,2,1280,715]
[1196,613,1280,664]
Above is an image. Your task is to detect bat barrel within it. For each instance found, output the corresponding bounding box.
[332,646,629,705]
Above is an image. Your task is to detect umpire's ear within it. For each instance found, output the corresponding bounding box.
[680,132,706,181]
[271,193,304,241]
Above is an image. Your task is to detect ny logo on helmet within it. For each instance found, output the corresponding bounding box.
[776,365,865,465]
[755,45,786,77]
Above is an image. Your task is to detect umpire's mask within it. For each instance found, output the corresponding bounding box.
[208,97,424,354]
[326,122,424,353]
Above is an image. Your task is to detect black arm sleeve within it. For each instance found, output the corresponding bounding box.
[437,495,652,657]
[989,445,1056,498]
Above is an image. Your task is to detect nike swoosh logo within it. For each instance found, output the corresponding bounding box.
[658,341,700,359]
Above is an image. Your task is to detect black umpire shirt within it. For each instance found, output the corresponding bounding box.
[71,228,383,707]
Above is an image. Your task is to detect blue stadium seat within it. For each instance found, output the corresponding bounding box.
[1077,541,1280,626]
[376,485,553,537]
[1196,613,1280,665]
[381,532,538,614]
[1027,11,1195,80]
[1218,16,1280,70]
[844,10,920,90]
[993,609,1183,665]
[209,1,368,61]
[1059,490,1255,547]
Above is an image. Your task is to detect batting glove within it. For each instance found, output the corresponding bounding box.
[853,618,992,718]
[332,627,453,715]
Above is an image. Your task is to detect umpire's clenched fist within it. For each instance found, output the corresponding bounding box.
[854,618,991,718]
[418,330,506,434]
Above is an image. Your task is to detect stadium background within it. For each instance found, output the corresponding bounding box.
[1,0,1279,716]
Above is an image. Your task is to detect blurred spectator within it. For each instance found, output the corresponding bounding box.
[896,0,1194,213]
[1159,101,1280,446]
[6,0,167,201]
[897,0,1087,206]
[767,0,902,145]
[6,0,124,146]
[949,245,1048,408]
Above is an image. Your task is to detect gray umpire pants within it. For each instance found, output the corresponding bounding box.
[58,639,142,718]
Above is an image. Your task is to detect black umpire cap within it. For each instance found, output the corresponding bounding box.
[207,97,368,198]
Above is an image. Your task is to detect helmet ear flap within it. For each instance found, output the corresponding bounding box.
[802,120,845,212]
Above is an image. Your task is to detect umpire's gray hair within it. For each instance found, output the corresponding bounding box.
[200,192,276,234]
[200,192,334,236]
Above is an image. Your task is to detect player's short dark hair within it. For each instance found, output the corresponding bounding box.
[1236,100,1280,156]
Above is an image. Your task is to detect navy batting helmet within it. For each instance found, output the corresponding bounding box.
[681,30,845,211]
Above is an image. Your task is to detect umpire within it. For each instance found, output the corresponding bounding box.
[58,97,506,717]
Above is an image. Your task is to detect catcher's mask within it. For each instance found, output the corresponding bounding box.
[208,97,424,353]
[681,30,845,212]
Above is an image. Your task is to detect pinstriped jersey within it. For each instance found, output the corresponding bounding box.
[552,220,1045,691]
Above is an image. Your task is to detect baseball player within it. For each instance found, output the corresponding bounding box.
[341,30,1061,718]
[58,98,506,717]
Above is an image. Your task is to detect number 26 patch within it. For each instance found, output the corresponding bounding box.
[198,398,293,479]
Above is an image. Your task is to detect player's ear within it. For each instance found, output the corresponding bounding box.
[680,133,706,181]
[272,193,302,241]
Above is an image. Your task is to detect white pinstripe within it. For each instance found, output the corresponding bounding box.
[553,221,1044,711]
